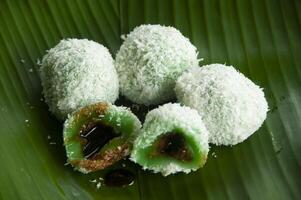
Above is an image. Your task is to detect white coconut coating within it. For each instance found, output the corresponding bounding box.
[175,64,269,146]
[131,103,209,176]
[115,24,199,105]
[40,39,119,120]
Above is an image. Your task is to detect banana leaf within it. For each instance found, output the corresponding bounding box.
[0,0,300,199]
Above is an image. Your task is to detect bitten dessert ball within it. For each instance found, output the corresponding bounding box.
[40,39,119,120]
[115,24,199,105]
[131,103,209,176]
[63,103,141,173]
[175,64,268,146]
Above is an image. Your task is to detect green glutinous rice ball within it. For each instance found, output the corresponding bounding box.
[175,64,269,146]
[131,103,209,176]
[40,39,119,120]
[115,24,199,105]
[63,103,141,173]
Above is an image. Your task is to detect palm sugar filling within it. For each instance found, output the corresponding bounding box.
[80,122,119,159]
[155,132,193,161]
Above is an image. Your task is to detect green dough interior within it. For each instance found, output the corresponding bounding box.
[135,127,204,170]
[64,106,137,161]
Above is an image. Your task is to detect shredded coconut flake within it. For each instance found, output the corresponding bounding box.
[36,59,41,66]
[96,182,101,189]
[211,152,217,158]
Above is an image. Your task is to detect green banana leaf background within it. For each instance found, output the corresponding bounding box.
[0,0,300,199]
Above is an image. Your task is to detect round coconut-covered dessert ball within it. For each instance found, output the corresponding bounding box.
[115,24,199,105]
[63,103,141,173]
[131,103,209,176]
[175,64,268,146]
[40,38,119,120]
